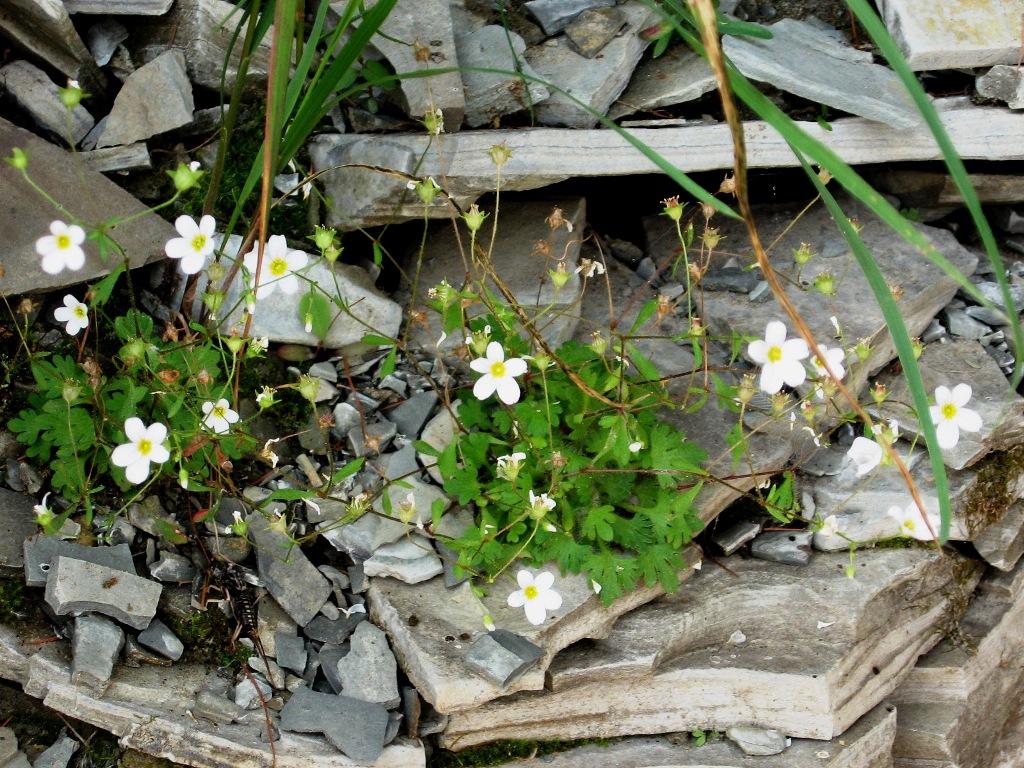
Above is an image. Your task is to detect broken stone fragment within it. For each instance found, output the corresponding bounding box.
[455,26,550,128]
[247,514,332,627]
[148,551,196,582]
[274,633,307,675]
[608,46,716,119]
[0,490,40,578]
[137,618,184,661]
[385,390,439,440]
[565,7,628,59]
[65,0,172,12]
[710,519,763,556]
[96,50,194,148]
[336,621,401,708]
[45,556,161,630]
[523,0,617,35]
[71,614,125,694]
[749,530,813,567]
[0,60,95,146]
[32,734,79,768]
[725,725,790,756]
[363,536,444,584]
[465,629,545,689]
[973,501,1024,572]
[280,685,390,764]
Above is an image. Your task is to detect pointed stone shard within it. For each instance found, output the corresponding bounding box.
[71,614,124,694]
[45,556,161,630]
[724,19,920,129]
[97,51,193,148]
[248,514,332,628]
[977,65,1024,109]
[441,549,981,748]
[0,60,95,146]
[608,47,716,119]
[456,26,550,128]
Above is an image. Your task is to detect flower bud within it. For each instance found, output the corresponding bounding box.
[59,79,85,109]
[463,203,488,233]
[792,242,814,265]
[62,381,82,403]
[661,195,685,222]
[423,108,444,135]
[224,335,245,355]
[548,262,570,289]
[167,161,203,193]
[814,271,836,296]
[854,338,872,362]
[296,374,320,404]
[255,386,276,410]
[871,382,887,406]
[120,338,147,364]
[532,352,553,371]
[488,144,513,168]
[413,176,441,204]
[589,331,608,355]
[178,469,190,490]
[701,226,721,251]
[7,147,28,171]
[911,337,925,360]
[312,225,337,253]
[736,374,757,406]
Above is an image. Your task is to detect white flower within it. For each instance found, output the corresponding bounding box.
[591,579,602,594]
[747,321,809,394]
[165,214,216,275]
[507,570,563,625]
[818,514,840,538]
[33,492,53,526]
[930,384,982,450]
[54,294,89,335]
[575,258,605,278]
[255,386,276,409]
[340,603,367,619]
[496,451,527,481]
[528,490,556,519]
[889,500,940,541]
[37,221,86,274]
[809,344,846,398]
[201,398,240,435]
[629,441,643,453]
[243,235,309,300]
[470,341,528,405]
[110,418,170,484]
[250,337,269,355]
[847,437,883,476]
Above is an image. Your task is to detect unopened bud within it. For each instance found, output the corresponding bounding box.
[871,382,887,406]
[167,161,203,193]
[488,144,513,168]
[792,242,814,265]
[463,204,488,233]
[814,271,836,296]
[662,195,685,222]
[7,147,28,171]
[224,335,245,355]
[549,262,570,289]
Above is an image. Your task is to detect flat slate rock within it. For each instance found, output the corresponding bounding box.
[0,625,423,768]
[608,46,716,119]
[0,116,176,297]
[368,548,699,714]
[441,548,981,748]
[0,489,39,577]
[723,18,920,129]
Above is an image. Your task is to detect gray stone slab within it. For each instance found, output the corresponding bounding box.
[0,490,37,578]
[65,0,173,13]
[97,50,193,148]
[137,618,184,661]
[363,0,465,129]
[726,725,789,756]
[45,556,161,630]
[308,99,1024,228]
[442,549,981,748]
[363,536,444,585]
[275,633,307,675]
[256,594,297,658]
[248,514,332,627]
[872,339,1024,470]
[33,734,79,768]
[609,46,716,120]
[76,143,152,173]
[978,65,1024,109]
[71,614,124,693]
[565,7,628,59]
[524,2,655,128]
[486,703,897,768]
[974,501,1024,572]
[711,520,763,556]
[465,629,545,688]
[0,60,95,146]
[456,26,550,128]
[280,686,391,764]
[0,727,18,766]
[750,530,813,566]
[878,0,1024,70]
[23,536,135,588]
[0,0,106,96]
[524,0,617,35]
[724,18,919,129]
[335,621,401,708]
[369,548,698,713]
[0,116,177,297]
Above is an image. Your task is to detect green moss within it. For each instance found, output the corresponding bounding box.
[164,608,252,668]
[960,444,1024,538]
[0,579,27,625]
[428,738,616,768]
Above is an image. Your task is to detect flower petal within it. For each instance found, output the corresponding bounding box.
[747,340,768,364]
[495,377,521,405]
[124,417,147,443]
[174,215,199,238]
[146,422,168,445]
[473,376,497,401]
[955,407,982,434]
[539,590,562,611]
[951,383,973,407]
[503,358,528,377]
[485,341,505,362]
[764,321,787,346]
[516,570,534,589]
[110,443,140,469]
[935,420,960,450]
[124,458,151,485]
[507,590,526,608]
[759,365,784,395]
[523,601,547,625]
[534,571,554,591]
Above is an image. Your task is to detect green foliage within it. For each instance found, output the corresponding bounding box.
[0,578,27,625]
[444,324,706,605]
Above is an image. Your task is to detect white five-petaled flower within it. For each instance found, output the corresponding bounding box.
[810,344,846,398]
[201,398,240,435]
[470,341,528,405]
[496,451,527,481]
[37,220,86,275]
[888,500,940,541]
[165,214,216,274]
[818,514,840,538]
[848,437,883,476]
[528,490,556,519]
[930,384,982,450]
[575,258,605,278]
[629,441,644,453]
[243,235,309,299]
[54,294,89,335]
[747,321,809,394]
[110,418,170,485]
[507,570,563,626]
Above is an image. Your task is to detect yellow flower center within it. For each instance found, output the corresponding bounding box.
[213,405,226,419]
[56,234,71,250]
[269,257,288,277]
[191,234,207,252]
[137,438,152,457]
[490,361,506,378]
[73,305,87,319]
[941,403,957,420]
[904,519,915,532]
[767,345,783,363]
[524,585,538,600]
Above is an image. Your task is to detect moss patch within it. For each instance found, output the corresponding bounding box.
[164,608,252,668]
[428,738,615,768]
[960,443,1024,538]
[0,579,27,625]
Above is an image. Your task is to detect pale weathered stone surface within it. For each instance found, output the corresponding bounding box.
[70,614,124,693]
[369,548,699,714]
[361,0,465,128]
[45,556,162,630]
[608,46,717,119]
[978,64,1024,109]
[891,560,1024,768]
[877,0,1024,70]
[0,60,95,146]
[97,51,193,148]
[0,0,107,95]
[65,0,173,12]
[249,514,332,627]
[0,489,37,578]
[974,501,1024,571]
[442,549,981,748]
[0,624,424,768]
[129,0,272,92]
[489,703,897,768]
[871,340,1024,470]
[724,19,920,129]
[525,2,654,128]
[77,143,152,173]
[404,197,586,351]
[311,99,1024,228]
[0,117,176,297]
[456,26,550,128]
